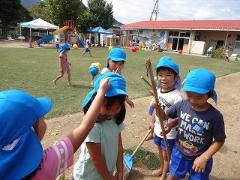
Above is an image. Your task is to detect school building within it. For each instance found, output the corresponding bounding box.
[120,20,240,56]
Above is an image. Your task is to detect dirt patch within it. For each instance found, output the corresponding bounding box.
[0,40,54,48]
[42,72,240,180]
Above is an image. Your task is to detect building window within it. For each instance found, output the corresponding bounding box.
[184,39,189,44]
[195,32,201,41]
[173,32,179,36]
[236,35,240,41]
[169,31,179,37]
[235,41,240,49]
[180,32,190,37]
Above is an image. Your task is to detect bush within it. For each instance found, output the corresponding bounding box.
[211,48,224,59]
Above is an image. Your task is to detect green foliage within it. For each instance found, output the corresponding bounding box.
[30,2,50,21]
[87,0,114,29]
[0,0,31,38]
[43,0,86,26]
[211,48,224,59]
[76,9,94,33]
[28,0,114,32]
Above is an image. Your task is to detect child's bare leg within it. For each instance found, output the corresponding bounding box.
[67,70,71,85]
[152,146,164,176]
[53,72,64,85]
[159,149,169,180]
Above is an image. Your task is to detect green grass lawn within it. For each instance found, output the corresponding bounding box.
[1,47,239,118]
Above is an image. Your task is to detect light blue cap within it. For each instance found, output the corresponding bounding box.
[156,56,179,74]
[182,68,217,102]
[0,89,52,179]
[108,48,126,61]
[82,72,127,108]
[59,43,71,53]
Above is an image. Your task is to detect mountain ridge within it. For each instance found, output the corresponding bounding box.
[21,0,41,10]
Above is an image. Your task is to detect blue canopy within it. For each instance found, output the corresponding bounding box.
[88,26,113,34]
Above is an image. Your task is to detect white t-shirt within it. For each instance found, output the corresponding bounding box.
[154,88,183,139]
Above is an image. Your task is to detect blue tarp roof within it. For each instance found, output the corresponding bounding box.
[88,26,113,34]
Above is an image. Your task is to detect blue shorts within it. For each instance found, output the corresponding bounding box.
[170,146,213,180]
[153,135,175,152]
[84,48,90,52]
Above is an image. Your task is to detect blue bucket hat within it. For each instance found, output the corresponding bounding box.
[182,68,217,102]
[59,43,71,54]
[106,48,126,67]
[82,72,127,108]
[156,56,179,74]
[0,89,52,179]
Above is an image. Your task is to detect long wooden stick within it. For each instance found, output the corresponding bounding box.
[141,76,152,88]
[145,59,170,162]
[131,129,152,157]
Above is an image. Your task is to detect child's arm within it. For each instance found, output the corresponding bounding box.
[116,134,123,180]
[67,79,109,153]
[147,99,156,129]
[86,142,115,179]
[192,140,225,173]
[160,118,178,136]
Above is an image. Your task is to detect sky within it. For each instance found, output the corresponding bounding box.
[82,0,240,24]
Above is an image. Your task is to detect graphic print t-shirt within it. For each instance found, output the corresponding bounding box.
[166,100,226,158]
[154,88,182,139]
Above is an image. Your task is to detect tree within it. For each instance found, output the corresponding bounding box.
[87,0,113,29]
[30,2,50,21]
[0,0,31,38]
[86,0,114,45]
[76,9,93,33]
[43,0,86,27]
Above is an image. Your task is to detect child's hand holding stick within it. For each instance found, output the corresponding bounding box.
[145,59,170,162]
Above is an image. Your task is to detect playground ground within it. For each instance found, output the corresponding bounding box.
[1,40,239,179]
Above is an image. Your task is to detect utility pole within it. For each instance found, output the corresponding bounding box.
[150,0,159,21]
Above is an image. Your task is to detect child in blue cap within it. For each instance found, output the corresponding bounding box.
[165,68,226,180]
[147,56,183,179]
[101,48,126,74]
[73,72,127,180]
[0,79,110,179]
[101,47,134,108]
[89,62,102,84]
[53,43,72,86]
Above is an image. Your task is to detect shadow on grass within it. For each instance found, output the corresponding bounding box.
[71,83,93,90]
[124,147,160,169]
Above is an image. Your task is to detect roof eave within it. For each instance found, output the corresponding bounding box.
[121,27,240,31]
